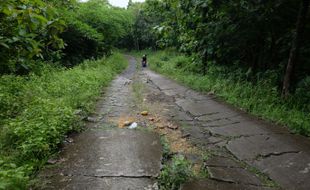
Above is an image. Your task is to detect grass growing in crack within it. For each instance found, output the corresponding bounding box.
[158,155,192,190]
[196,152,212,178]
[160,136,171,162]
[246,165,279,188]
[159,136,192,190]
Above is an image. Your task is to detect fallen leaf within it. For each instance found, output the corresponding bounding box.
[86,116,98,122]
[124,120,132,126]
[167,123,178,130]
[141,111,148,116]
[182,133,190,138]
[66,138,74,143]
[158,124,165,129]
[47,159,58,165]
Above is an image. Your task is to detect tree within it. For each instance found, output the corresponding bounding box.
[0,0,66,74]
[282,0,310,98]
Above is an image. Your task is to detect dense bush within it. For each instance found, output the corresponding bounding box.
[60,0,134,65]
[0,0,135,73]
[0,0,66,74]
[60,10,105,66]
[159,155,192,190]
[0,53,128,189]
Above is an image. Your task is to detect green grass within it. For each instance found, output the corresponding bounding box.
[0,53,128,189]
[158,155,192,190]
[133,50,310,136]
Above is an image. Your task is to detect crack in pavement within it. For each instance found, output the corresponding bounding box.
[61,173,156,179]
[208,175,271,188]
[224,133,287,142]
[201,121,241,127]
[255,151,301,160]
[194,112,220,118]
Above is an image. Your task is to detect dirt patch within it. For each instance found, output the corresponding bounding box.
[108,115,137,128]
[154,122,197,154]
[146,92,175,103]
[108,111,204,177]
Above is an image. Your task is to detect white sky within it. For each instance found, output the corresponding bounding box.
[79,0,145,8]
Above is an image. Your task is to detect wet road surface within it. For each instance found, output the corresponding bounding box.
[40,56,161,190]
[40,55,310,190]
[143,68,310,190]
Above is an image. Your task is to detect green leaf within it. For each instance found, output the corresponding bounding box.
[0,42,9,49]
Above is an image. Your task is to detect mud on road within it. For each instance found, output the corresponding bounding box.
[39,55,310,190]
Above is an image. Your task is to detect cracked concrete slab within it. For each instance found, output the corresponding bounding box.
[40,129,162,190]
[40,57,310,190]
[196,112,238,122]
[171,109,193,122]
[39,56,162,190]
[254,151,310,190]
[201,118,241,127]
[42,175,157,190]
[205,156,242,168]
[146,71,187,92]
[144,69,310,190]
[206,136,226,145]
[181,179,273,190]
[226,134,307,161]
[206,121,273,137]
[54,129,162,177]
[208,166,263,185]
[175,98,231,116]
[185,90,211,101]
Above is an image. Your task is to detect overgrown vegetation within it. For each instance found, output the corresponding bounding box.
[0,0,133,74]
[0,0,133,187]
[1,0,310,188]
[61,0,133,65]
[159,155,192,190]
[0,54,127,189]
[132,0,310,99]
[141,50,310,135]
[158,137,192,190]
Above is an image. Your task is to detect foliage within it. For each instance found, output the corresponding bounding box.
[126,0,163,50]
[58,0,134,65]
[159,155,192,190]
[160,136,171,162]
[0,0,66,74]
[143,50,310,135]
[135,0,310,93]
[0,53,128,189]
[0,0,135,73]
[59,9,105,66]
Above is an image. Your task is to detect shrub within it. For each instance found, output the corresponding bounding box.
[159,155,192,190]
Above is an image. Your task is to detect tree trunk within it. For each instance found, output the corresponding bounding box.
[282,0,309,98]
[202,51,208,75]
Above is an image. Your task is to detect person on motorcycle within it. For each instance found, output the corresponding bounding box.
[142,54,147,67]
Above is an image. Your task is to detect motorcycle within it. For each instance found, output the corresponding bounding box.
[142,60,147,67]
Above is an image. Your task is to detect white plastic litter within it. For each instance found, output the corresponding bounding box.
[128,122,138,129]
